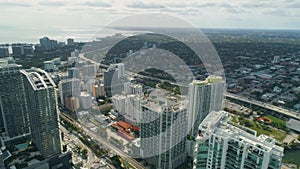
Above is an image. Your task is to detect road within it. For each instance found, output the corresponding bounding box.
[225,92,300,120]
[59,112,145,169]
[60,125,97,168]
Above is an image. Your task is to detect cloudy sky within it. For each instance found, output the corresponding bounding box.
[1,0,300,43]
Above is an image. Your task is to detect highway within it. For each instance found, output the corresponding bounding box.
[225,92,300,120]
[59,112,145,169]
[59,125,98,168]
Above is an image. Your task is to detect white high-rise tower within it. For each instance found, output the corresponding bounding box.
[188,75,225,138]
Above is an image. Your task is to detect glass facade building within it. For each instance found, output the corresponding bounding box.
[193,111,284,169]
[21,68,61,159]
[140,97,187,169]
[0,63,30,138]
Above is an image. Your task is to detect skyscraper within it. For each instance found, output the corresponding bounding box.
[124,94,142,124]
[193,111,284,169]
[140,95,187,169]
[50,39,58,49]
[0,63,30,139]
[124,82,143,96]
[79,92,92,110]
[93,84,106,98]
[103,67,117,97]
[0,47,9,58]
[40,37,51,51]
[68,67,81,79]
[40,37,58,51]
[12,44,24,56]
[67,38,74,46]
[187,75,225,139]
[83,64,98,81]
[112,94,126,114]
[117,63,125,79]
[58,78,81,106]
[21,68,61,158]
[23,44,34,55]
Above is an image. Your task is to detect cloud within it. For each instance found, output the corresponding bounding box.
[127,2,165,9]
[39,1,66,7]
[218,2,234,8]
[83,1,112,7]
[286,2,300,8]
[225,8,246,14]
[194,2,217,8]
[240,2,269,8]
[0,1,31,7]
[262,9,290,16]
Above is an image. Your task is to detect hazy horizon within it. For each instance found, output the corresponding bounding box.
[1,0,300,43]
[1,26,300,44]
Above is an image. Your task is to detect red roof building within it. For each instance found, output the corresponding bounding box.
[117,121,131,130]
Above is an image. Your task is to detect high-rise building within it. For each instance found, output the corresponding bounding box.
[71,50,79,57]
[124,82,143,96]
[117,63,125,79]
[112,94,126,114]
[58,78,81,106]
[40,37,58,51]
[40,37,51,51]
[50,39,58,49]
[67,38,74,46]
[0,47,9,58]
[93,84,106,98]
[193,111,284,169]
[58,42,66,47]
[188,75,225,139]
[140,96,187,169]
[79,92,92,109]
[83,64,98,81]
[68,68,81,79]
[273,56,280,64]
[124,94,142,125]
[104,63,128,97]
[23,152,72,169]
[0,63,30,138]
[23,45,34,55]
[65,96,80,112]
[104,68,117,97]
[124,82,131,95]
[12,44,24,56]
[44,61,55,72]
[86,79,95,94]
[67,56,79,65]
[21,68,61,158]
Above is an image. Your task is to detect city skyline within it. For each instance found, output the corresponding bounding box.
[0,2,300,167]
[1,0,300,43]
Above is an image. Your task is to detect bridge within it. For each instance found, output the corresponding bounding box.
[225,92,300,120]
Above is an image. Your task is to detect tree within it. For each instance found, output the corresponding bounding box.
[63,144,67,152]
[82,148,88,158]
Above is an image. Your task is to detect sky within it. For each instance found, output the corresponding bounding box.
[1,0,300,43]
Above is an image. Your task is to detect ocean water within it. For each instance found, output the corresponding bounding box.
[0,26,145,44]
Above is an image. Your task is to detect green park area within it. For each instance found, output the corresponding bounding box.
[237,116,287,142]
[265,115,286,127]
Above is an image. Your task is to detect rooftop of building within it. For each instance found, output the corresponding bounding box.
[59,78,80,83]
[0,63,22,70]
[80,91,91,97]
[197,111,284,156]
[191,75,224,86]
[142,89,187,113]
[286,119,300,132]
[20,68,56,90]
